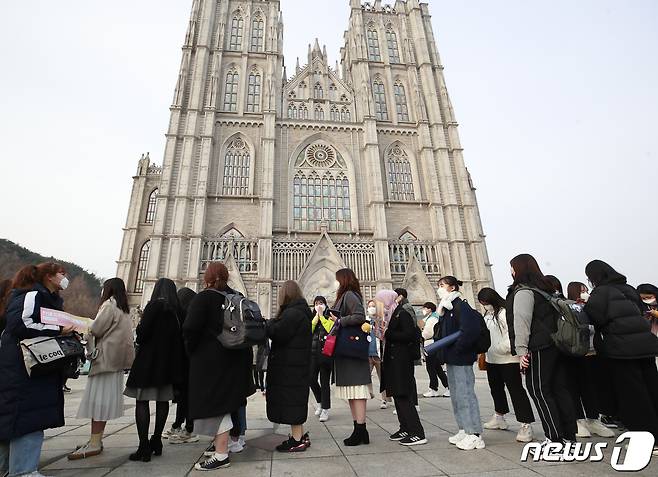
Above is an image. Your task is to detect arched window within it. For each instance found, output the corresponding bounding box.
[373,78,388,120]
[367,27,381,61]
[246,71,261,112]
[223,70,239,111]
[340,107,351,122]
[222,137,251,196]
[387,144,415,200]
[340,94,348,102]
[250,15,264,52]
[394,81,409,121]
[330,106,340,121]
[386,28,401,63]
[300,104,309,119]
[292,143,352,232]
[144,188,158,224]
[314,105,324,120]
[314,82,324,99]
[134,241,150,293]
[229,15,243,50]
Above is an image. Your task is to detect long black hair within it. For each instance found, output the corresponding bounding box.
[477,288,505,316]
[151,278,181,315]
[585,260,627,288]
[100,278,130,314]
[438,276,463,290]
[545,275,564,297]
[177,287,197,314]
[509,254,554,293]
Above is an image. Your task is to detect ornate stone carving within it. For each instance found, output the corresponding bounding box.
[402,255,437,305]
[297,232,347,304]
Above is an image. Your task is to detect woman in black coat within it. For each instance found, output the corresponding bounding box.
[0,263,73,477]
[584,260,658,448]
[124,278,183,462]
[267,280,313,453]
[182,263,255,471]
[377,289,426,445]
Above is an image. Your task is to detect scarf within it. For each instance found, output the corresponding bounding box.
[438,291,462,316]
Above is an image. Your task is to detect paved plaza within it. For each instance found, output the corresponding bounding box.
[39,370,657,477]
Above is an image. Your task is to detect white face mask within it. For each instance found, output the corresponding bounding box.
[643,298,657,306]
[334,280,340,290]
[367,306,377,316]
[421,308,430,317]
[580,292,590,302]
[437,287,451,300]
[315,304,326,314]
[484,304,495,313]
[59,276,69,291]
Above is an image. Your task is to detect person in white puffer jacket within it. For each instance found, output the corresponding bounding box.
[478,287,535,443]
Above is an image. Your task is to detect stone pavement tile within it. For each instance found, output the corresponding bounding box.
[325,424,388,441]
[44,447,131,470]
[337,437,413,456]
[42,434,101,452]
[535,459,658,477]
[449,469,538,477]
[271,456,356,477]
[346,450,443,477]
[486,443,570,469]
[121,442,207,466]
[59,423,132,437]
[48,468,112,477]
[193,460,271,477]
[272,438,342,460]
[105,463,192,477]
[46,426,81,438]
[415,447,520,475]
[228,444,272,463]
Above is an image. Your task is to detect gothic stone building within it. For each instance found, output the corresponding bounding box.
[117,0,493,315]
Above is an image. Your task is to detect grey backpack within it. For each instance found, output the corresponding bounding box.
[212,290,266,349]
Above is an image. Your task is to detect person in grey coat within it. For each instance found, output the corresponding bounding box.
[329,268,371,446]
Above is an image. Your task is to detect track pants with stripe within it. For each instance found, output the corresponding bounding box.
[525,346,576,441]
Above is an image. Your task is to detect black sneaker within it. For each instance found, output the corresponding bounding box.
[203,444,215,457]
[194,454,230,471]
[302,432,311,448]
[389,430,409,441]
[276,437,307,453]
[600,415,618,428]
[399,435,428,446]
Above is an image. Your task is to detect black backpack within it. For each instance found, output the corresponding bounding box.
[455,299,491,354]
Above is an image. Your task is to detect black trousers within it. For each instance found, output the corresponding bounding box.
[608,358,658,440]
[426,354,449,390]
[253,367,266,392]
[310,359,332,410]
[525,347,577,441]
[486,362,535,424]
[172,387,194,433]
[394,396,425,438]
[565,355,600,420]
[592,356,619,418]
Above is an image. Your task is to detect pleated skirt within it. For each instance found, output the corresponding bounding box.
[77,371,125,421]
[335,384,371,400]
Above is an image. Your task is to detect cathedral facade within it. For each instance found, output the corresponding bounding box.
[117,0,494,314]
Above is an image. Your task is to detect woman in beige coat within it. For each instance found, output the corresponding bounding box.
[68,278,135,460]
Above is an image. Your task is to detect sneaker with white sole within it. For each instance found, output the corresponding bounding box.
[456,434,485,450]
[516,423,533,443]
[170,430,200,444]
[163,426,181,440]
[576,419,591,438]
[586,419,615,438]
[483,413,508,430]
[389,430,408,441]
[448,429,467,445]
[653,446,658,457]
[318,409,330,422]
[313,403,322,416]
[228,439,244,454]
[380,400,389,409]
[195,453,230,471]
[442,389,450,398]
[400,435,428,446]
[422,389,440,398]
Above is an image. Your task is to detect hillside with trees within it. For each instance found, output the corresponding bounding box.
[0,238,103,318]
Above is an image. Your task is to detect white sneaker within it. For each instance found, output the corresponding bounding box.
[448,429,467,445]
[163,426,181,440]
[170,430,200,444]
[587,419,615,438]
[422,389,440,398]
[483,414,508,430]
[576,419,591,438]
[456,434,485,450]
[238,435,246,448]
[319,409,330,422]
[313,403,322,416]
[392,409,397,415]
[516,423,533,443]
[415,405,420,412]
[380,400,389,409]
[228,439,244,454]
[442,389,450,398]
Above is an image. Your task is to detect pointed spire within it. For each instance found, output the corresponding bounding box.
[307,43,312,64]
[296,57,301,74]
[323,45,328,60]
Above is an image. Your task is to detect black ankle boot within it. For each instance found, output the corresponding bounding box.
[344,423,369,446]
[149,436,163,456]
[129,442,152,462]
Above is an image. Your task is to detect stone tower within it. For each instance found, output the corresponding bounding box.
[117,0,493,315]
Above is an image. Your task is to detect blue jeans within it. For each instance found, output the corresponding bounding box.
[447,364,483,434]
[0,430,45,476]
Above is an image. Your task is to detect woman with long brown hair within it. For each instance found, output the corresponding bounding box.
[266,280,313,452]
[506,254,577,449]
[330,268,371,446]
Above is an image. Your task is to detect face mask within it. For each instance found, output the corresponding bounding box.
[643,298,657,306]
[437,287,451,300]
[315,304,326,314]
[484,304,495,313]
[334,280,340,290]
[367,306,377,316]
[580,292,590,302]
[59,276,69,291]
[421,309,430,317]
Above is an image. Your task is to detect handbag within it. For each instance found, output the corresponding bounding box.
[322,333,337,357]
[477,353,488,371]
[334,323,370,359]
[20,334,86,378]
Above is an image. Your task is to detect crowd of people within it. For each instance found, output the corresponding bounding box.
[0,254,657,475]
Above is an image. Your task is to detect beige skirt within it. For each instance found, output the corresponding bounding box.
[335,384,371,400]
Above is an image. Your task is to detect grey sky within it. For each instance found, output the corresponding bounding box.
[1,0,656,291]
